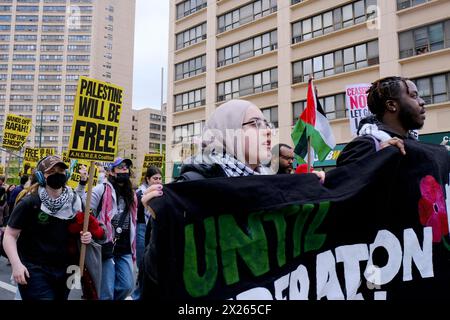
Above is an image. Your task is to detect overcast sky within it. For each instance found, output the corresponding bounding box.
[132,0,169,110]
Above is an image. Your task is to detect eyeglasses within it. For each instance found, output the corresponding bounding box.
[242,118,275,130]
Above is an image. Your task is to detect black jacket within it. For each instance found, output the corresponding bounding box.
[337,116,415,167]
[141,160,226,300]
[176,162,227,181]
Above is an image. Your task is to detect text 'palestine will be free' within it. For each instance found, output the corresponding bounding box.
[68,76,123,162]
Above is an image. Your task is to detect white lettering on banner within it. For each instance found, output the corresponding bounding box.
[236,287,273,300]
[289,264,310,300]
[274,273,290,300]
[335,244,369,300]
[232,228,433,300]
[403,227,433,281]
[316,250,345,300]
[364,230,402,286]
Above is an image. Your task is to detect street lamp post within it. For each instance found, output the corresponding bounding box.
[39,108,43,148]
[159,67,164,155]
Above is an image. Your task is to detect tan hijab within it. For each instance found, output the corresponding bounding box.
[202,99,255,159]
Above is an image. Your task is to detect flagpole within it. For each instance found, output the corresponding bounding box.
[307,137,311,172]
[307,74,314,173]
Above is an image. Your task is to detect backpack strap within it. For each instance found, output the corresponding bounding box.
[367,135,382,152]
[95,183,107,217]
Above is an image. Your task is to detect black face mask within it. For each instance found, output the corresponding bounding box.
[115,173,130,184]
[46,173,67,189]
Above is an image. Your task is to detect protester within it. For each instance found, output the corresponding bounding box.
[0,187,8,228]
[337,76,425,166]
[131,166,162,300]
[8,176,28,213]
[0,176,5,189]
[78,157,137,300]
[2,155,93,300]
[270,143,295,174]
[140,99,326,298]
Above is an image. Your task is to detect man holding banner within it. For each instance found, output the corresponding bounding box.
[337,77,425,166]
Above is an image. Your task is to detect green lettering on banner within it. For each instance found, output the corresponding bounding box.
[263,210,288,268]
[219,212,269,286]
[290,204,313,258]
[183,217,218,298]
[304,201,330,253]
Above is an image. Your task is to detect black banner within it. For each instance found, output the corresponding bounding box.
[148,140,450,300]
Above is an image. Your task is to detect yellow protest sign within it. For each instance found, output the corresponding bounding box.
[140,153,165,182]
[23,147,55,175]
[2,114,32,150]
[62,151,98,189]
[68,76,123,162]
[0,165,4,176]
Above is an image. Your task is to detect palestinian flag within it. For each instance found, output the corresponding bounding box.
[291,79,336,164]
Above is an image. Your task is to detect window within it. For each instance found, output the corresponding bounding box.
[67,55,90,62]
[11,74,34,81]
[40,65,62,72]
[15,35,36,42]
[13,64,35,71]
[176,0,207,20]
[292,40,378,83]
[292,0,377,43]
[11,84,34,91]
[293,93,346,123]
[399,20,450,58]
[217,0,277,33]
[176,23,206,50]
[40,45,64,52]
[217,68,278,102]
[38,85,61,91]
[174,87,206,112]
[413,72,450,105]
[217,30,277,67]
[66,64,89,71]
[175,55,206,80]
[262,106,278,128]
[397,0,429,10]
[37,105,59,112]
[42,25,65,32]
[15,15,37,22]
[41,35,64,42]
[40,55,64,61]
[15,25,38,32]
[39,74,62,81]
[9,105,33,112]
[173,121,205,143]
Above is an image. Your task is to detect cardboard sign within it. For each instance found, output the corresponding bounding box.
[345,84,372,136]
[2,114,32,150]
[23,147,55,175]
[68,76,123,161]
[140,153,164,182]
[62,151,98,189]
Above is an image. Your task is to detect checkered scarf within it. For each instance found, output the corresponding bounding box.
[208,152,260,177]
[38,186,78,220]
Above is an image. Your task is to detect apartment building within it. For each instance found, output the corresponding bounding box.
[0,0,136,165]
[167,0,450,180]
[132,105,166,185]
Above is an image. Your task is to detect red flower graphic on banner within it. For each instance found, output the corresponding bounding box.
[418,175,449,242]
